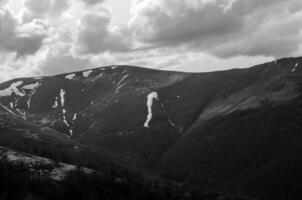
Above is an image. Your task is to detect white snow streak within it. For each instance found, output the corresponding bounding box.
[27,99,31,108]
[60,89,66,107]
[27,91,37,109]
[65,74,76,80]
[0,81,25,97]
[52,97,58,108]
[10,102,14,109]
[72,113,77,121]
[83,70,93,78]
[116,83,126,93]
[63,116,69,127]
[22,83,40,109]
[53,90,72,136]
[62,114,72,135]
[62,109,73,136]
[115,75,129,93]
[117,75,129,86]
[22,82,40,90]
[292,63,299,72]
[144,92,159,128]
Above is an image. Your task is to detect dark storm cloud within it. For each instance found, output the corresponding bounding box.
[0,9,48,57]
[129,0,302,58]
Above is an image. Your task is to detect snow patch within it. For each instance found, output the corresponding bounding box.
[116,83,126,93]
[144,92,159,128]
[62,115,72,134]
[69,129,73,136]
[72,113,77,121]
[91,73,103,82]
[0,81,25,97]
[65,74,76,80]
[22,83,40,109]
[60,89,66,107]
[62,108,73,136]
[83,70,93,78]
[27,91,37,109]
[22,82,40,90]
[117,75,129,86]
[115,75,129,93]
[292,63,299,72]
[52,97,59,108]
[27,99,31,108]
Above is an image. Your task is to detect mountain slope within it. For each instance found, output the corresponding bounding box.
[0,65,188,165]
[1,57,302,199]
[159,58,302,199]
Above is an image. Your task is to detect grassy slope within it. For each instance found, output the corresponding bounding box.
[0,57,302,199]
[160,98,302,200]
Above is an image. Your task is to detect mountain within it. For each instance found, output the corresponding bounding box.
[3,147,239,200]
[1,56,302,199]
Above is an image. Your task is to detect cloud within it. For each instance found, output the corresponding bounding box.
[0,51,42,83]
[0,0,9,6]
[73,10,131,55]
[128,0,302,58]
[210,11,302,58]
[0,9,48,57]
[1,0,301,83]
[129,0,240,44]
[80,0,105,6]
[38,53,92,75]
[23,0,70,20]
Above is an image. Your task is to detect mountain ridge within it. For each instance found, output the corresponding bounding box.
[3,56,299,85]
[1,56,302,199]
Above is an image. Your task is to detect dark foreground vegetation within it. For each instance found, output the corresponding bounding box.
[0,155,252,200]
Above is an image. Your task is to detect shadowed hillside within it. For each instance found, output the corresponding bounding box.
[1,57,302,199]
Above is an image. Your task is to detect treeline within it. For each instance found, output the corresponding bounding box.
[0,155,250,200]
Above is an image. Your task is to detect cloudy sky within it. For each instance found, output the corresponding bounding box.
[0,0,302,82]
